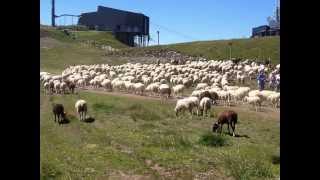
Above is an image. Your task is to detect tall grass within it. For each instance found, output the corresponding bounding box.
[198,132,230,147]
[222,150,274,180]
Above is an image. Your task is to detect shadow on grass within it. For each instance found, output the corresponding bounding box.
[59,118,70,124]
[234,134,250,138]
[83,116,95,123]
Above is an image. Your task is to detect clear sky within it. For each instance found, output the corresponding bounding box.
[40,0,278,45]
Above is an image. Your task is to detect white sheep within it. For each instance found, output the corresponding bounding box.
[159,84,171,100]
[172,84,185,97]
[267,92,280,109]
[217,90,231,107]
[101,79,112,91]
[43,82,50,95]
[199,97,213,117]
[59,82,67,94]
[174,98,193,116]
[75,99,87,121]
[244,96,262,112]
[54,81,61,94]
[187,96,200,115]
[195,83,208,90]
[134,83,145,95]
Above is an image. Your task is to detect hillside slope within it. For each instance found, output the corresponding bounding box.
[162,37,280,64]
[122,37,279,64]
[41,27,280,74]
[40,27,129,73]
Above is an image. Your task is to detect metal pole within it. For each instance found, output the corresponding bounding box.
[157,31,159,45]
[51,0,55,27]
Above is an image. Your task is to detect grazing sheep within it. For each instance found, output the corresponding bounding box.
[212,110,238,136]
[159,84,171,99]
[75,99,87,121]
[199,97,213,117]
[187,96,200,115]
[52,104,66,124]
[173,84,185,97]
[174,98,193,116]
[243,96,262,112]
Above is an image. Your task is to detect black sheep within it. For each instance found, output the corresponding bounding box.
[52,104,66,124]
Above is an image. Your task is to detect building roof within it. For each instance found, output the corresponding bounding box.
[97,6,145,16]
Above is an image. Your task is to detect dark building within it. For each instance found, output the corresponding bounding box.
[252,25,280,37]
[78,6,149,47]
[251,0,280,38]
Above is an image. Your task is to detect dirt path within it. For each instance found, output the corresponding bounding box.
[80,88,280,121]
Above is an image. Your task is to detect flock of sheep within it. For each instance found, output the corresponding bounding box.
[41,59,280,114]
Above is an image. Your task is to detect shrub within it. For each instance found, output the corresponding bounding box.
[198,132,229,147]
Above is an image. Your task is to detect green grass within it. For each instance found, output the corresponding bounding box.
[166,37,279,64]
[222,146,275,180]
[40,27,128,49]
[40,89,280,179]
[40,28,129,73]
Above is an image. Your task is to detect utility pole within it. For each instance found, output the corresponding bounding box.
[51,0,56,27]
[228,42,232,59]
[157,31,159,45]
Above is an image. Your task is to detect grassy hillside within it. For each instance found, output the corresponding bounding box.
[131,37,279,64]
[40,28,128,49]
[41,27,280,74]
[40,90,280,179]
[164,37,280,64]
[40,28,128,73]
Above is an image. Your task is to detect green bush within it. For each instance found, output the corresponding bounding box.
[198,132,229,147]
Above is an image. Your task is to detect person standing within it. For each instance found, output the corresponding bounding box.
[257,71,266,91]
[276,78,280,92]
[269,73,276,90]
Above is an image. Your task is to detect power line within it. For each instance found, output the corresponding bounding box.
[150,21,197,41]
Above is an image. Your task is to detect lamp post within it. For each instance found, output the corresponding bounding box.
[157,31,159,45]
[228,42,232,59]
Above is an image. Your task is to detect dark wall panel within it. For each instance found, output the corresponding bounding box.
[78,6,149,46]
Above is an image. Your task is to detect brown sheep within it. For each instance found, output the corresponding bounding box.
[199,90,218,105]
[212,110,238,136]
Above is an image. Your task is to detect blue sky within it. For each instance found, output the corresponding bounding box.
[40,0,277,45]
